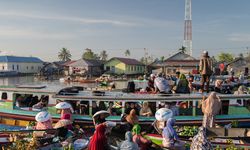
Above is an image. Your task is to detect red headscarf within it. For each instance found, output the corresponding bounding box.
[88,124,107,150]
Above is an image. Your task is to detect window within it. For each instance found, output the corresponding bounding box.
[106,66,110,71]
[27,66,28,70]
[12,65,15,70]
[17,65,19,70]
[1,92,7,100]
[2,66,4,70]
[31,66,34,70]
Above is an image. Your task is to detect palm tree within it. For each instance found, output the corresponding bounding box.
[125,49,130,57]
[99,50,108,61]
[58,48,71,61]
[179,46,186,53]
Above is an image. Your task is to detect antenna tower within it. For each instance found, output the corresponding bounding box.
[184,0,192,56]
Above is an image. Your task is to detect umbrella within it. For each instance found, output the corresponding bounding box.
[54,119,72,129]
[92,110,110,120]
[155,108,173,122]
[35,111,51,122]
[55,102,72,109]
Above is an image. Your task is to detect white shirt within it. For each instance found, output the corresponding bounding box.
[154,77,170,93]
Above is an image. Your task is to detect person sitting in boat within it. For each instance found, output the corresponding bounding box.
[132,124,152,150]
[188,74,194,93]
[54,119,73,141]
[61,107,73,121]
[107,101,116,115]
[99,101,107,111]
[92,101,100,115]
[152,120,165,134]
[118,131,139,150]
[146,74,156,92]
[125,109,139,131]
[231,85,248,106]
[88,123,110,150]
[28,95,39,107]
[139,101,152,117]
[170,102,179,116]
[174,74,190,94]
[154,73,171,94]
[16,95,25,107]
[202,92,222,128]
[162,118,185,150]
[229,75,235,82]
[94,112,107,126]
[34,111,53,137]
[214,79,223,93]
[125,102,140,115]
[239,71,245,84]
[32,98,48,110]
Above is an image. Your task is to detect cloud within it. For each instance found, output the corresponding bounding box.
[0,26,75,40]
[0,11,138,27]
[228,33,250,42]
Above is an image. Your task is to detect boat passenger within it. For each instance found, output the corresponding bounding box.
[88,123,109,150]
[170,102,179,116]
[34,111,53,137]
[162,118,185,150]
[154,73,171,94]
[139,101,152,117]
[126,109,139,130]
[146,74,155,92]
[107,101,116,115]
[29,96,39,107]
[54,119,73,140]
[231,85,248,106]
[94,113,107,126]
[199,51,213,93]
[99,101,106,111]
[175,74,190,93]
[132,124,152,150]
[190,127,212,150]
[118,131,139,150]
[61,107,73,121]
[188,74,194,93]
[214,79,223,93]
[32,98,48,110]
[239,71,245,84]
[152,120,165,134]
[125,103,140,115]
[202,92,222,128]
[92,101,100,115]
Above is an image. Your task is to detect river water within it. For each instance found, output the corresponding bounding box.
[0,76,128,89]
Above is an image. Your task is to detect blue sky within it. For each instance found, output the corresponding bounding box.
[0,0,249,61]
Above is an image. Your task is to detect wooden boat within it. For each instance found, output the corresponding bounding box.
[0,85,249,127]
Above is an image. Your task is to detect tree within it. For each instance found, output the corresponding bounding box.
[82,48,99,60]
[238,53,244,58]
[58,48,71,61]
[99,50,108,61]
[217,52,234,63]
[179,46,186,53]
[124,49,130,57]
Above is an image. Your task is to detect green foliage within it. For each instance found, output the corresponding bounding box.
[177,126,198,136]
[58,48,72,61]
[82,48,99,60]
[125,49,130,57]
[231,120,239,128]
[99,50,108,61]
[179,46,186,53]
[217,52,234,63]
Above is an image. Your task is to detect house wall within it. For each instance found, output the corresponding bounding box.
[0,62,43,73]
[104,59,145,75]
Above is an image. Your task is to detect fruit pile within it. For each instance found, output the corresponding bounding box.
[177,126,198,136]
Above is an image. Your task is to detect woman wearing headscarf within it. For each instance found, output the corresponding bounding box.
[132,124,151,150]
[230,85,248,106]
[88,123,109,150]
[34,112,53,137]
[125,109,139,130]
[202,92,222,128]
[175,74,190,93]
[190,127,212,150]
[118,131,139,150]
[139,101,152,117]
[162,118,185,150]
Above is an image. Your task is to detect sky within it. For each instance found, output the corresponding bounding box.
[0,0,250,62]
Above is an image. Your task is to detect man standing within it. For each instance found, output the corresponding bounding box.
[199,51,213,93]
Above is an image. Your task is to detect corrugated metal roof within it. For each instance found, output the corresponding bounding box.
[0,56,43,63]
[69,59,104,67]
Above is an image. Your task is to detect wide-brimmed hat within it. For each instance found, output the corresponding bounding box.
[155,108,173,121]
[35,111,51,122]
[55,102,72,109]
[54,119,72,129]
[92,110,110,120]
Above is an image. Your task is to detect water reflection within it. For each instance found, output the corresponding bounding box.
[0,76,127,89]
